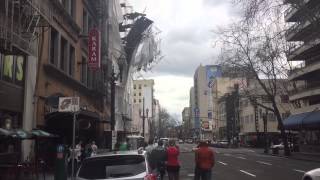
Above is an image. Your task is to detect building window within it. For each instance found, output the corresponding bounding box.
[80,57,87,85]
[60,37,68,71]
[69,45,75,76]
[62,0,75,18]
[139,92,141,96]
[50,28,59,65]
[2,55,14,83]
[139,99,141,103]
[1,55,24,86]
[134,99,136,103]
[83,9,88,34]
[134,93,136,96]
[139,84,141,89]
[134,84,136,89]
[280,95,289,103]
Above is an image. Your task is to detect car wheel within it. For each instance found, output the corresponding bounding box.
[303,176,312,180]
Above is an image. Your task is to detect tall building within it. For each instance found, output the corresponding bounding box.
[131,79,154,141]
[189,87,196,136]
[284,0,320,153]
[182,107,191,139]
[194,65,222,140]
[153,99,161,138]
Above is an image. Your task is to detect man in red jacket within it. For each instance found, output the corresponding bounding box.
[194,141,215,180]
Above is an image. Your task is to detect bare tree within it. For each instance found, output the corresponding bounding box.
[158,108,179,138]
[215,2,294,154]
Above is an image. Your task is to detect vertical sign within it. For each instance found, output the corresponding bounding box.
[88,28,101,70]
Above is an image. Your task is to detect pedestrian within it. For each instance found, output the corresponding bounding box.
[91,141,98,156]
[145,140,154,156]
[84,141,92,158]
[194,140,215,180]
[166,139,180,180]
[149,140,167,180]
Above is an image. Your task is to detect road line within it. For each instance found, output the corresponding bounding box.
[218,161,228,165]
[248,149,255,152]
[237,156,246,160]
[293,169,306,173]
[187,173,195,177]
[256,161,272,165]
[239,170,256,177]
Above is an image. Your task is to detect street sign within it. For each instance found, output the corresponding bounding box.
[58,97,80,112]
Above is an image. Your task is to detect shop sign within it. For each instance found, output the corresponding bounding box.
[2,55,24,85]
[58,97,80,112]
[88,28,101,70]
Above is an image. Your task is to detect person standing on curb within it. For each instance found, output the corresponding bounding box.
[166,139,180,180]
[194,141,215,180]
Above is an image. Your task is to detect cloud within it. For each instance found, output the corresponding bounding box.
[128,0,238,119]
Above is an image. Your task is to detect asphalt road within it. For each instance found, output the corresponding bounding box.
[163,143,320,180]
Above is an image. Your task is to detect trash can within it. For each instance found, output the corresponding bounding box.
[54,145,67,180]
[272,147,279,155]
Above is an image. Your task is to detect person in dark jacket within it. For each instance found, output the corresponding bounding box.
[194,141,215,180]
[149,140,167,180]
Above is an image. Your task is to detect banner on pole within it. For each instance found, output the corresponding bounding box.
[88,28,101,70]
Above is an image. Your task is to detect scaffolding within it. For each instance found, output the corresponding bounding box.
[0,0,49,56]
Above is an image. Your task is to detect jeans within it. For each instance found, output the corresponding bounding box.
[194,166,212,180]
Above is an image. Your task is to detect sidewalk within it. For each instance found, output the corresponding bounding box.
[259,148,320,162]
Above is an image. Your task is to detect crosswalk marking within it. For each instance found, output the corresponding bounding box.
[240,170,256,177]
[256,161,272,166]
[293,169,305,173]
[218,161,228,165]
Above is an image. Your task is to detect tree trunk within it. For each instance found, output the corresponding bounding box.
[272,100,291,156]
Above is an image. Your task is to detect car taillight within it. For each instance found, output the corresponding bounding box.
[144,173,157,180]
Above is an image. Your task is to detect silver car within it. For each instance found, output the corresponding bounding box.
[302,168,320,180]
[76,150,157,180]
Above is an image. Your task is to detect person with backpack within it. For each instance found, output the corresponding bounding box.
[194,140,215,180]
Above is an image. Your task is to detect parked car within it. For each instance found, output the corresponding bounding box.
[270,142,294,150]
[302,168,320,180]
[76,150,157,180]
[186,139,193,144]
[217,140,229,148]
[178,139,184,144]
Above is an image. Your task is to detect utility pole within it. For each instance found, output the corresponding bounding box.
[142,97,145,137]
[264,109,269,153]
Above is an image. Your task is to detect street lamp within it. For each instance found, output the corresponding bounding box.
[139,98,149,138]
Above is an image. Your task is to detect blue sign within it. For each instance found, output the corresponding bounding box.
[57,145,64,153]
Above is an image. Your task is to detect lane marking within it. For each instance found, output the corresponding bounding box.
[256,161,272,166]
[237,156,246,160]
[187,173,195,177]
[293,169,305,173]
[218,161,228,165]
[240,170,256,177]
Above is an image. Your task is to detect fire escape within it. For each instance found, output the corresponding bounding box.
[0,0,49,56]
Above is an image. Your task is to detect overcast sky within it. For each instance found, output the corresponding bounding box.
[128,0,240,121]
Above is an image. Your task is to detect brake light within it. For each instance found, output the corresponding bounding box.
[144,174,157,180]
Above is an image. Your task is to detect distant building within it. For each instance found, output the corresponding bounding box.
[284,0,320,153]
[189,87,196,136]
[194,65,222,140]
[131,79,154,141]
[182,107,191,139]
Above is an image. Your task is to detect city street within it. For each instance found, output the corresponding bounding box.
[167,143,320,180]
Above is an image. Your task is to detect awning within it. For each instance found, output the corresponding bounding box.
[0,128,33,139]
[283,111,320,130]
[31,129,59,138]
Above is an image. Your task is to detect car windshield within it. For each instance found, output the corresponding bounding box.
[78,155,146,179]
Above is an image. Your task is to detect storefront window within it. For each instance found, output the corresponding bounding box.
[2,55,14,82]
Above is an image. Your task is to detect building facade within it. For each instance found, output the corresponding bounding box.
[284,0,320,152]
[131,79,154,141]
[182,107,191,139]
[193,64,222,140]
[189,87,196,138]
